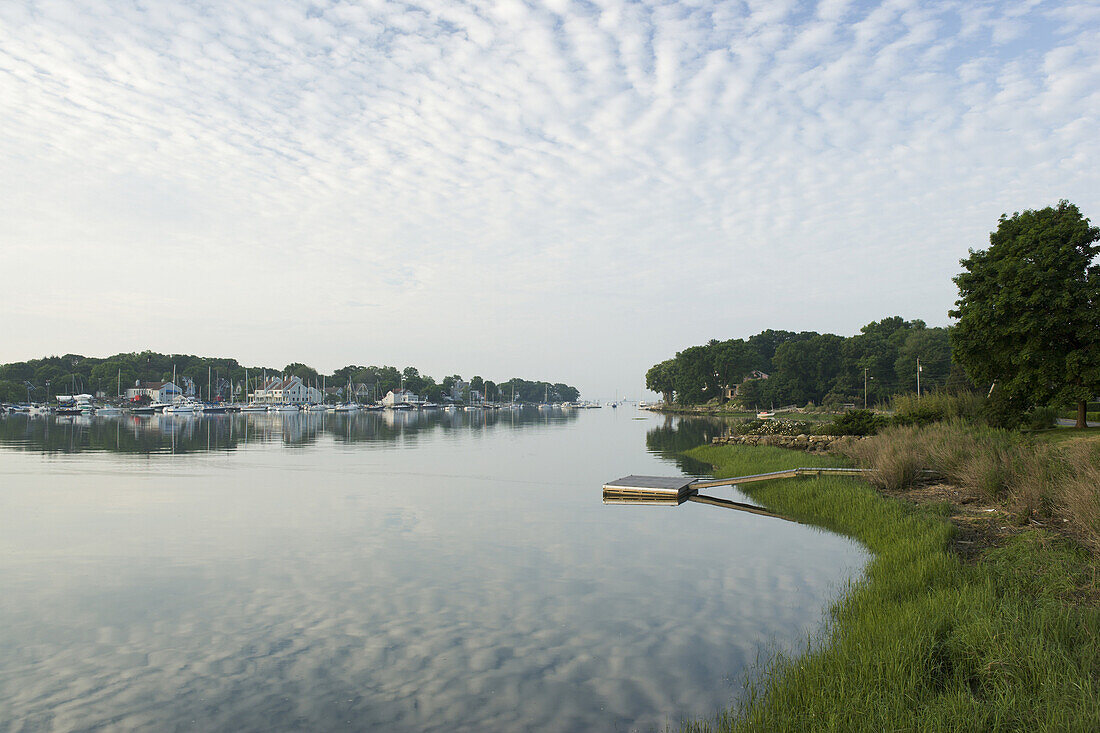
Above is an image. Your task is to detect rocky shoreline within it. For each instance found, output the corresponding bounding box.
[710,433,863,452]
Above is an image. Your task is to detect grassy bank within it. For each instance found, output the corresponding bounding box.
[683,442,1100,732]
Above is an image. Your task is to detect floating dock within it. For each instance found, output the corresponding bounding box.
[602,467,874,522]
[601,475,698,506]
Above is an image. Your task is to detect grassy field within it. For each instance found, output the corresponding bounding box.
[682,443,1100,732]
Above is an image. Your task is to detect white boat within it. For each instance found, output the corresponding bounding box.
[240,403,268,413]
[334,403,359,413]
[95,405,123,416]
[269,403,300,412]
[164,401,197,414]
[305,403,328,412]
[757,411,775,419]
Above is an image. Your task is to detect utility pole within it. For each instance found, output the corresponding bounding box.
[916,358,921,398]
[864,368,868,409]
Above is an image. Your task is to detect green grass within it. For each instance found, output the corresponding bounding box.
[1057,410,1100,423]
[1031,427,1100,444]
[688,444,846,474]
[681,444,1100,732]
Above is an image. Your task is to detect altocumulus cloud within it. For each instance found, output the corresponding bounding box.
[0,0,1096,396]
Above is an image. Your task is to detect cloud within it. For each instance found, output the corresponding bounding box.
[0,0,1097,397]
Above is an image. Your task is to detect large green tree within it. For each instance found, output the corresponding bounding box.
[645,359,676,403]
[950,201,1100,427]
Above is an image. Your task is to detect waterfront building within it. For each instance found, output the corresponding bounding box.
[382,388,418,407]
[250,376,324,405]
[125,381,183,403]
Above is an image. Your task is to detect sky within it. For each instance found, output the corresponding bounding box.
[1,0,1097,399]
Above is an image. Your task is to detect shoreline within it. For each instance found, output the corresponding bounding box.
[681,442,1100,731]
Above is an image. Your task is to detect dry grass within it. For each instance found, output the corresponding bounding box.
[842,421,1100,555]
[1060,441,1100,553]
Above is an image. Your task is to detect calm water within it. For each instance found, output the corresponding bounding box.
[0,408,866,732]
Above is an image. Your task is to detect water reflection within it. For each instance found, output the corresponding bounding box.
[644,414,728,474]
[0,408,580,456]
[0,409,866,732]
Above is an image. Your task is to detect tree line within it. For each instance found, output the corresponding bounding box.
[646,318,970,409]
[0,351,579,405]
[647,200,1100,427]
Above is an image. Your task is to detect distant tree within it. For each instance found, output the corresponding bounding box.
[770,333,845,405]
[402,366,425,394]
[894,327,951,395]
[710,339,760,398]
[0,379,23,403]
[746,330,799,369]
[645,360,676,403]
[284,362,320,383]
[734,377,765,409]
[672,345,714,404]
[553,383,579,402]
[951,201,1100,427]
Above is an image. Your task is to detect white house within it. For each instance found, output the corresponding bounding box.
[250,376,323,404]
[125,381,182,403]
[382,388,418,406]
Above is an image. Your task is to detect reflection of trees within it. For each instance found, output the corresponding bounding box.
[0,408,581,456]
[645,415,727,474]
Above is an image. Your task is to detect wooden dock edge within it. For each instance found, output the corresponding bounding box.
[691,466,870,489]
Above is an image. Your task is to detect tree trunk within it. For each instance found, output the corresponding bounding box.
[1077,400,1088,429]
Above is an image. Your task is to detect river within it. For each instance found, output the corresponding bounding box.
[0,407,866,731]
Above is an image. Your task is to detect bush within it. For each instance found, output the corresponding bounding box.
[1025,406,1059,430]
[730,418,812,436]
[818,409,887,436]
[891,391,985,426]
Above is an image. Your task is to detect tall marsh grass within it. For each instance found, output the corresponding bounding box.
[843,421,1100,550]
[890,390,985,426]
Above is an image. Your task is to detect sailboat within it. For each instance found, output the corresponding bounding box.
[95,367,124,415]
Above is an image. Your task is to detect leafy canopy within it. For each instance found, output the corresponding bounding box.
[949,201,1100,425]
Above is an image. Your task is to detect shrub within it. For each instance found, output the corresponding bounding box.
[891,391,985,426]
[732,418,812,436]
[1025,406,1059,431]
[820,409,888,436]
